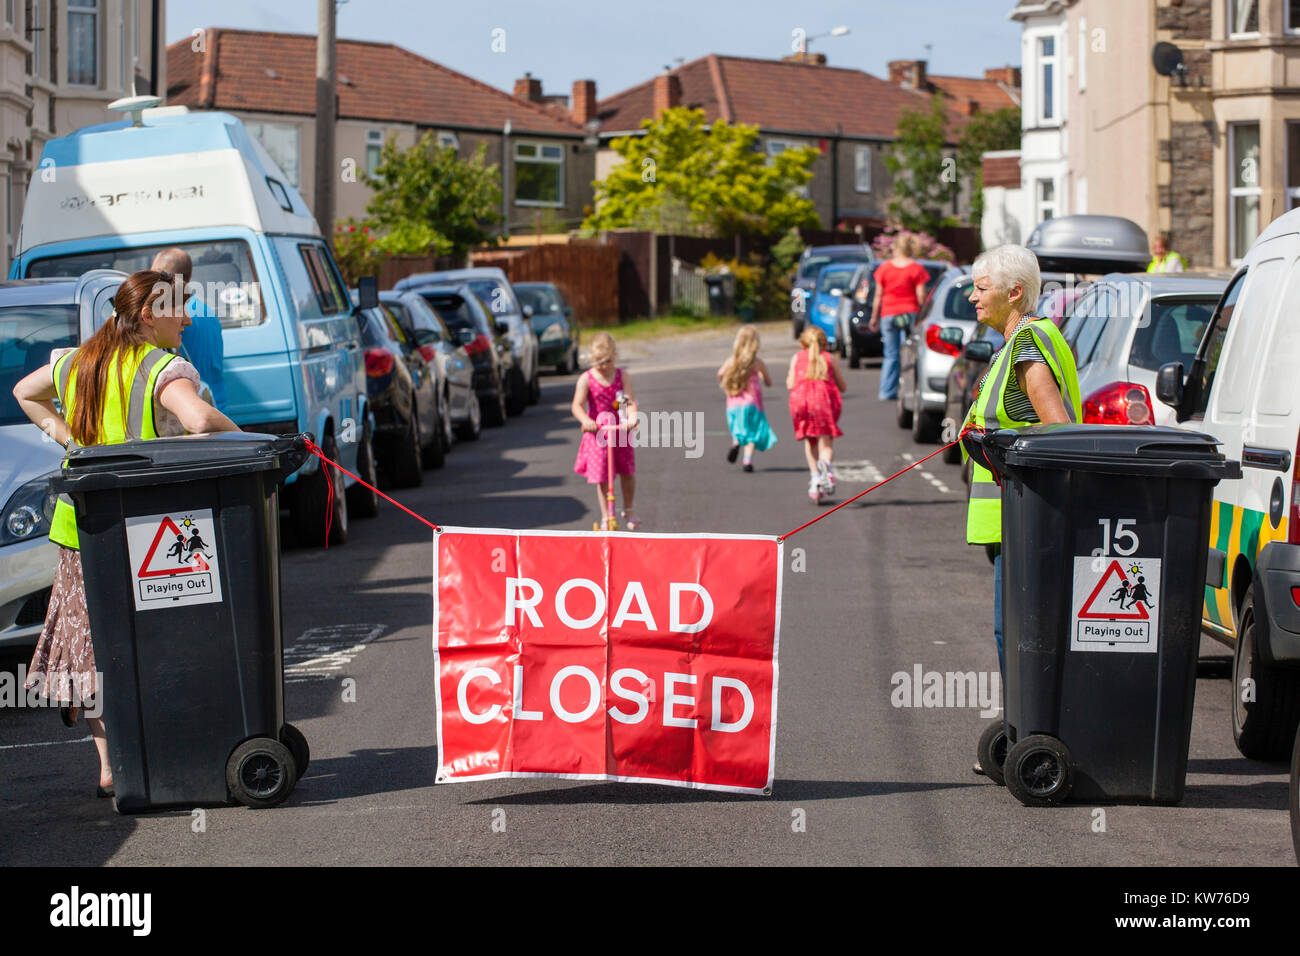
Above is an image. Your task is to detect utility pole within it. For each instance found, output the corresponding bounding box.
[315,0,336,240]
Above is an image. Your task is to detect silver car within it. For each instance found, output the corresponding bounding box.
[1,273,127,649]
[897,271,976,443]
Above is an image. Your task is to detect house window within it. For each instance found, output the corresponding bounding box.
[5,0,12,24]
[1229,122,1260,262]
[1287,122,1300,210]
[1289,0,1300,32]
[854,145,871,193]
[66,0,99,86]
[437,131,459,150]
[31,0,42,80]
[1038,35,1057,123]
[514,141,564,206]
[366,129,383,174]
[1077,18,1087,92]
[1037,179,1057,223]
[1228,0,1259,36]
[245,121,301,188]
[766,139,791,159]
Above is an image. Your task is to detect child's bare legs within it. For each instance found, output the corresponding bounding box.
[803,437,820,475]
[742,442,755,467]
[817,436,834,464]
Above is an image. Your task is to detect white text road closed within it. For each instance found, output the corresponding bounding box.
[1070,556,1161,654]
[125,509,224,611]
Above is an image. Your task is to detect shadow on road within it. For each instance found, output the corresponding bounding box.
[463,778,981,805]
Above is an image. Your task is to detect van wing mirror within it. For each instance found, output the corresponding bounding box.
[357,276,379,310]
[939,327,964,347]
[1155,361,1185,410]
[964,341,994,362]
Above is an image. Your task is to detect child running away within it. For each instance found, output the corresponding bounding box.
[572,332,640,529]
[787,325,846,505]
[718,326,777,471]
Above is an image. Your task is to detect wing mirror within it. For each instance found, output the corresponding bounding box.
[1155,361,1185,409]
[939,328,964,347]
[964,341,995,362]
[356,275,379,310]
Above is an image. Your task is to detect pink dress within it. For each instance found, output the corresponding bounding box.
[788,350,844,440]
[574,368,635,483]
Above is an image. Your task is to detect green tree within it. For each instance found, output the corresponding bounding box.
[364,132,503,260]
[885,95,961,235]
[583,107,820,238]
[957,106,1022,229]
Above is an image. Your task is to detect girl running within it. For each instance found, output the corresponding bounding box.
[717,326,777,472]
[787,325,846,504]
[572,332,640,529]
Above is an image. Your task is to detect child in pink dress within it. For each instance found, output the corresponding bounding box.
[787,325,847,504]
[571,332,640,528]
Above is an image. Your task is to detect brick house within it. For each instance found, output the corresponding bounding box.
[166,29,594,235]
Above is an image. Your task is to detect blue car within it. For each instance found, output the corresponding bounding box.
[808,262,860,349]
[10,103,376,547]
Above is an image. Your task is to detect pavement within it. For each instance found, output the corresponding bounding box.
[0,320,1293,866]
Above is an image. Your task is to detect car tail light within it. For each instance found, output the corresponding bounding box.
[464,334,493,356]
[926,324,962,357]
[1291,586,1300,607]
[1082,382,1153,425]
[417,344,437,363]
[365,349,394,377]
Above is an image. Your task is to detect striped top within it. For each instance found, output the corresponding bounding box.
[975,324,1049,424]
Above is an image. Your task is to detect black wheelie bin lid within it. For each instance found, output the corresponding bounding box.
[50,432,310,494]
[978,424,1242,481]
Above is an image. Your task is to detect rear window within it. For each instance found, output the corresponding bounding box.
[420,293,480,337]
[464,278,516,316]
[26,240,265,329]
[1128,297,1217,372]
[1,304,78,426]
[801,252,869,279]
[818,268,857,294]
[942,283,977,321]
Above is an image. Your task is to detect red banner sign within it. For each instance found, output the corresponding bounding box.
[434,528,782,794]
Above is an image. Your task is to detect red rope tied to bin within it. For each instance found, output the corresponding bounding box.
[302,438,440,547]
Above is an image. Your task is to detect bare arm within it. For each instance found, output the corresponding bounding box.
[868,279,884,331]
[1017,362,1070,424]
[755,357,772,387]
[571,372,597,431]
[716,357,732,383]
[786,353,799,390]
[619,370,638,426]
[13,364,72,447]
[158,378,240,434]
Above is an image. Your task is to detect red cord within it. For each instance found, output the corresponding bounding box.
[302,438,441,536]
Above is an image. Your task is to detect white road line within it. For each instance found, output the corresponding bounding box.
[285,624,385,682]
[0,735,93,750]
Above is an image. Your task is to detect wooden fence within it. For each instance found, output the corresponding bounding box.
[471,242,620,325]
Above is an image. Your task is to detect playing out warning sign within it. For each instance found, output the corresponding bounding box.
[124,509,224,611]
[1070,556,1161,653]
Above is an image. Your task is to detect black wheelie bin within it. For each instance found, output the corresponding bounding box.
[972,424,1239,806]
[50,432,311,812]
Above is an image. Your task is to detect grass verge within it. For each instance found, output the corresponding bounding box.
[583,313,784,343]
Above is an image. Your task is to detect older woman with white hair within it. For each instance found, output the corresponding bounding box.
[963,244,1082,776]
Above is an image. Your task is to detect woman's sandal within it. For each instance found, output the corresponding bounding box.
[96,785,114,799]
[60,706,79,728]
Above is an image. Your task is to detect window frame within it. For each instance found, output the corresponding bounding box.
[513,140,565,208]
[298,243,345,316]
[1036,177,1058,224]
[31,0,42,80]
[366,128,384,175]
[854,144,872,193]
[66,0,100,88]
[1228,121,1261,263]
[1037,33,1058,124]
[1228,0,1261,38]
[1289,0,1300,33]
[437,131,459,150]
[1287,121,1300,211]
[1077,17,1087,92]
[245,121,302,189]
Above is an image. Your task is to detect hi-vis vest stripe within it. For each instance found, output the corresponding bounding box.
[963,318,1082,545]
[48,345,177,550]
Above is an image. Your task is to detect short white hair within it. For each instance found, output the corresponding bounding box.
[972,245,1041,312]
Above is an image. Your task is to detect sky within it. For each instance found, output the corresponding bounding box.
[165,0,1024,100]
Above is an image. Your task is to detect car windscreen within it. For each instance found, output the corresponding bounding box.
[1,304,78,427]
[802,253,868,280]
[463,279,516,316]
[26,240,266,330]
[942,282,978,321]
[359,310,388,349]
[517,286,562,318]
[818,268,858,294]
[419,293,481,339]
[1128,296,1218,372]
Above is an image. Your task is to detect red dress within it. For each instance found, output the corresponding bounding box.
[574,368,636,483]
[788,350,843,440]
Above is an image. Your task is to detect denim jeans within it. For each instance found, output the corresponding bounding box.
[878,315,911,400]
[993,546,1004,678]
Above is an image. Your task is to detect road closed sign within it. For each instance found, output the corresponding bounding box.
[1071,517,1161,654]
[125,509,224,611]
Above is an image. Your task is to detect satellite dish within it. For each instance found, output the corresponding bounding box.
[1152,42,1185,77]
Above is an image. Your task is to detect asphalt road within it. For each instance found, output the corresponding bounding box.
[0,322,1293,866]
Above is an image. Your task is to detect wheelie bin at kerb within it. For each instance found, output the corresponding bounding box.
[50,432,311,813]
[973,424,1239,806]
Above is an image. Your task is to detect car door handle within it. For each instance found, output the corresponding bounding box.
[1241,445,1291,472]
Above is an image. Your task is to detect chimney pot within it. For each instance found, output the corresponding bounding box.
[652,72,682,117]
[513,74,543,103]
[572,79,597,126]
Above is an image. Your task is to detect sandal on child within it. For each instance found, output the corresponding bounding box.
[620,510,642,531]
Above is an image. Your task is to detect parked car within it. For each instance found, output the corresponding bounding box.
[1062,272,1226,427]
[808,262,860,349]
[395,267,540,412]
[897,271,975,443]
[836,259,963,366]
[405,285,514,428]
[352,296,443,484]
[942,319,1005,470]
[11,106,377,547]
[514,281,581,374]
[1154,206,1300,759]
[378,291,479,442]
[792,244,873,338]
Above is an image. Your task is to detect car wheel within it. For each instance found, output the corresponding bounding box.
[912,386,941,443]
[346,420,380,518]
[1231,585,1300,761]
[528,368,542,405]
[390,410,424,487]
[290,431,348,547]
[848,335,861,370]
[895,388,913,430]
[792,317,804,341]
[942,416,964,464]
[507,367,528,416]
[456,390,483,440]
[482,374,507,427]
[423,400,446,470]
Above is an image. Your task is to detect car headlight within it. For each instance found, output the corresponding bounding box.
[539,322,565,343]
[1,473,58,546]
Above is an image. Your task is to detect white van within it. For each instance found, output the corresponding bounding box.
[1157,208,1300,761]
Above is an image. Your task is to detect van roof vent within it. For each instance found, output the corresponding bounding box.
[107,94,163,128]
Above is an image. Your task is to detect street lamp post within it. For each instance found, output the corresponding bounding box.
[800,25,850,56]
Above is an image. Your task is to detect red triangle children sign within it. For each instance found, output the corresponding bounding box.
[137,515,209,577]
[124,509,224,610]
[1077,559,1149,620]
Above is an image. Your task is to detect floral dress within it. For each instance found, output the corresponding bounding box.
[788,349,843,440]
[573,367,635,484]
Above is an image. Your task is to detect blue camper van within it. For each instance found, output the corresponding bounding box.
[9,104,376,547]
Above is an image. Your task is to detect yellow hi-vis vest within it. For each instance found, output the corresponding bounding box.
[963,318,1082,544]
[48,344,178,549]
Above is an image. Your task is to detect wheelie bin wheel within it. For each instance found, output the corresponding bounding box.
[977,721,1009,786]
[280,723,310,780]
[226,737,298,809]
[1004,734,1073,807]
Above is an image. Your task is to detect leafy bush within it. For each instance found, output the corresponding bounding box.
[871,226,954,262]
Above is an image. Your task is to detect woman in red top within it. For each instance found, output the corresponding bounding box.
[868,235,930,402]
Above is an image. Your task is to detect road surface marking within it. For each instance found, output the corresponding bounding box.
[0,735,93,750]
[285,624,385,682]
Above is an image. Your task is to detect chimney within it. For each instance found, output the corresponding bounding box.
[572,79,597,126]
[984,66,1022,88]
[888,59,928,91]
[513,72,543,103]
[652,71,681,118]
[781,51,827,66]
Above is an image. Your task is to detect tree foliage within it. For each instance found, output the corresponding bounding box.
[583,107,820,238]
[884,95,961,236]
[956,106,1022,229]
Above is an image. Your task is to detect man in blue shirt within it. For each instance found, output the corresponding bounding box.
[151,248,227,411]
